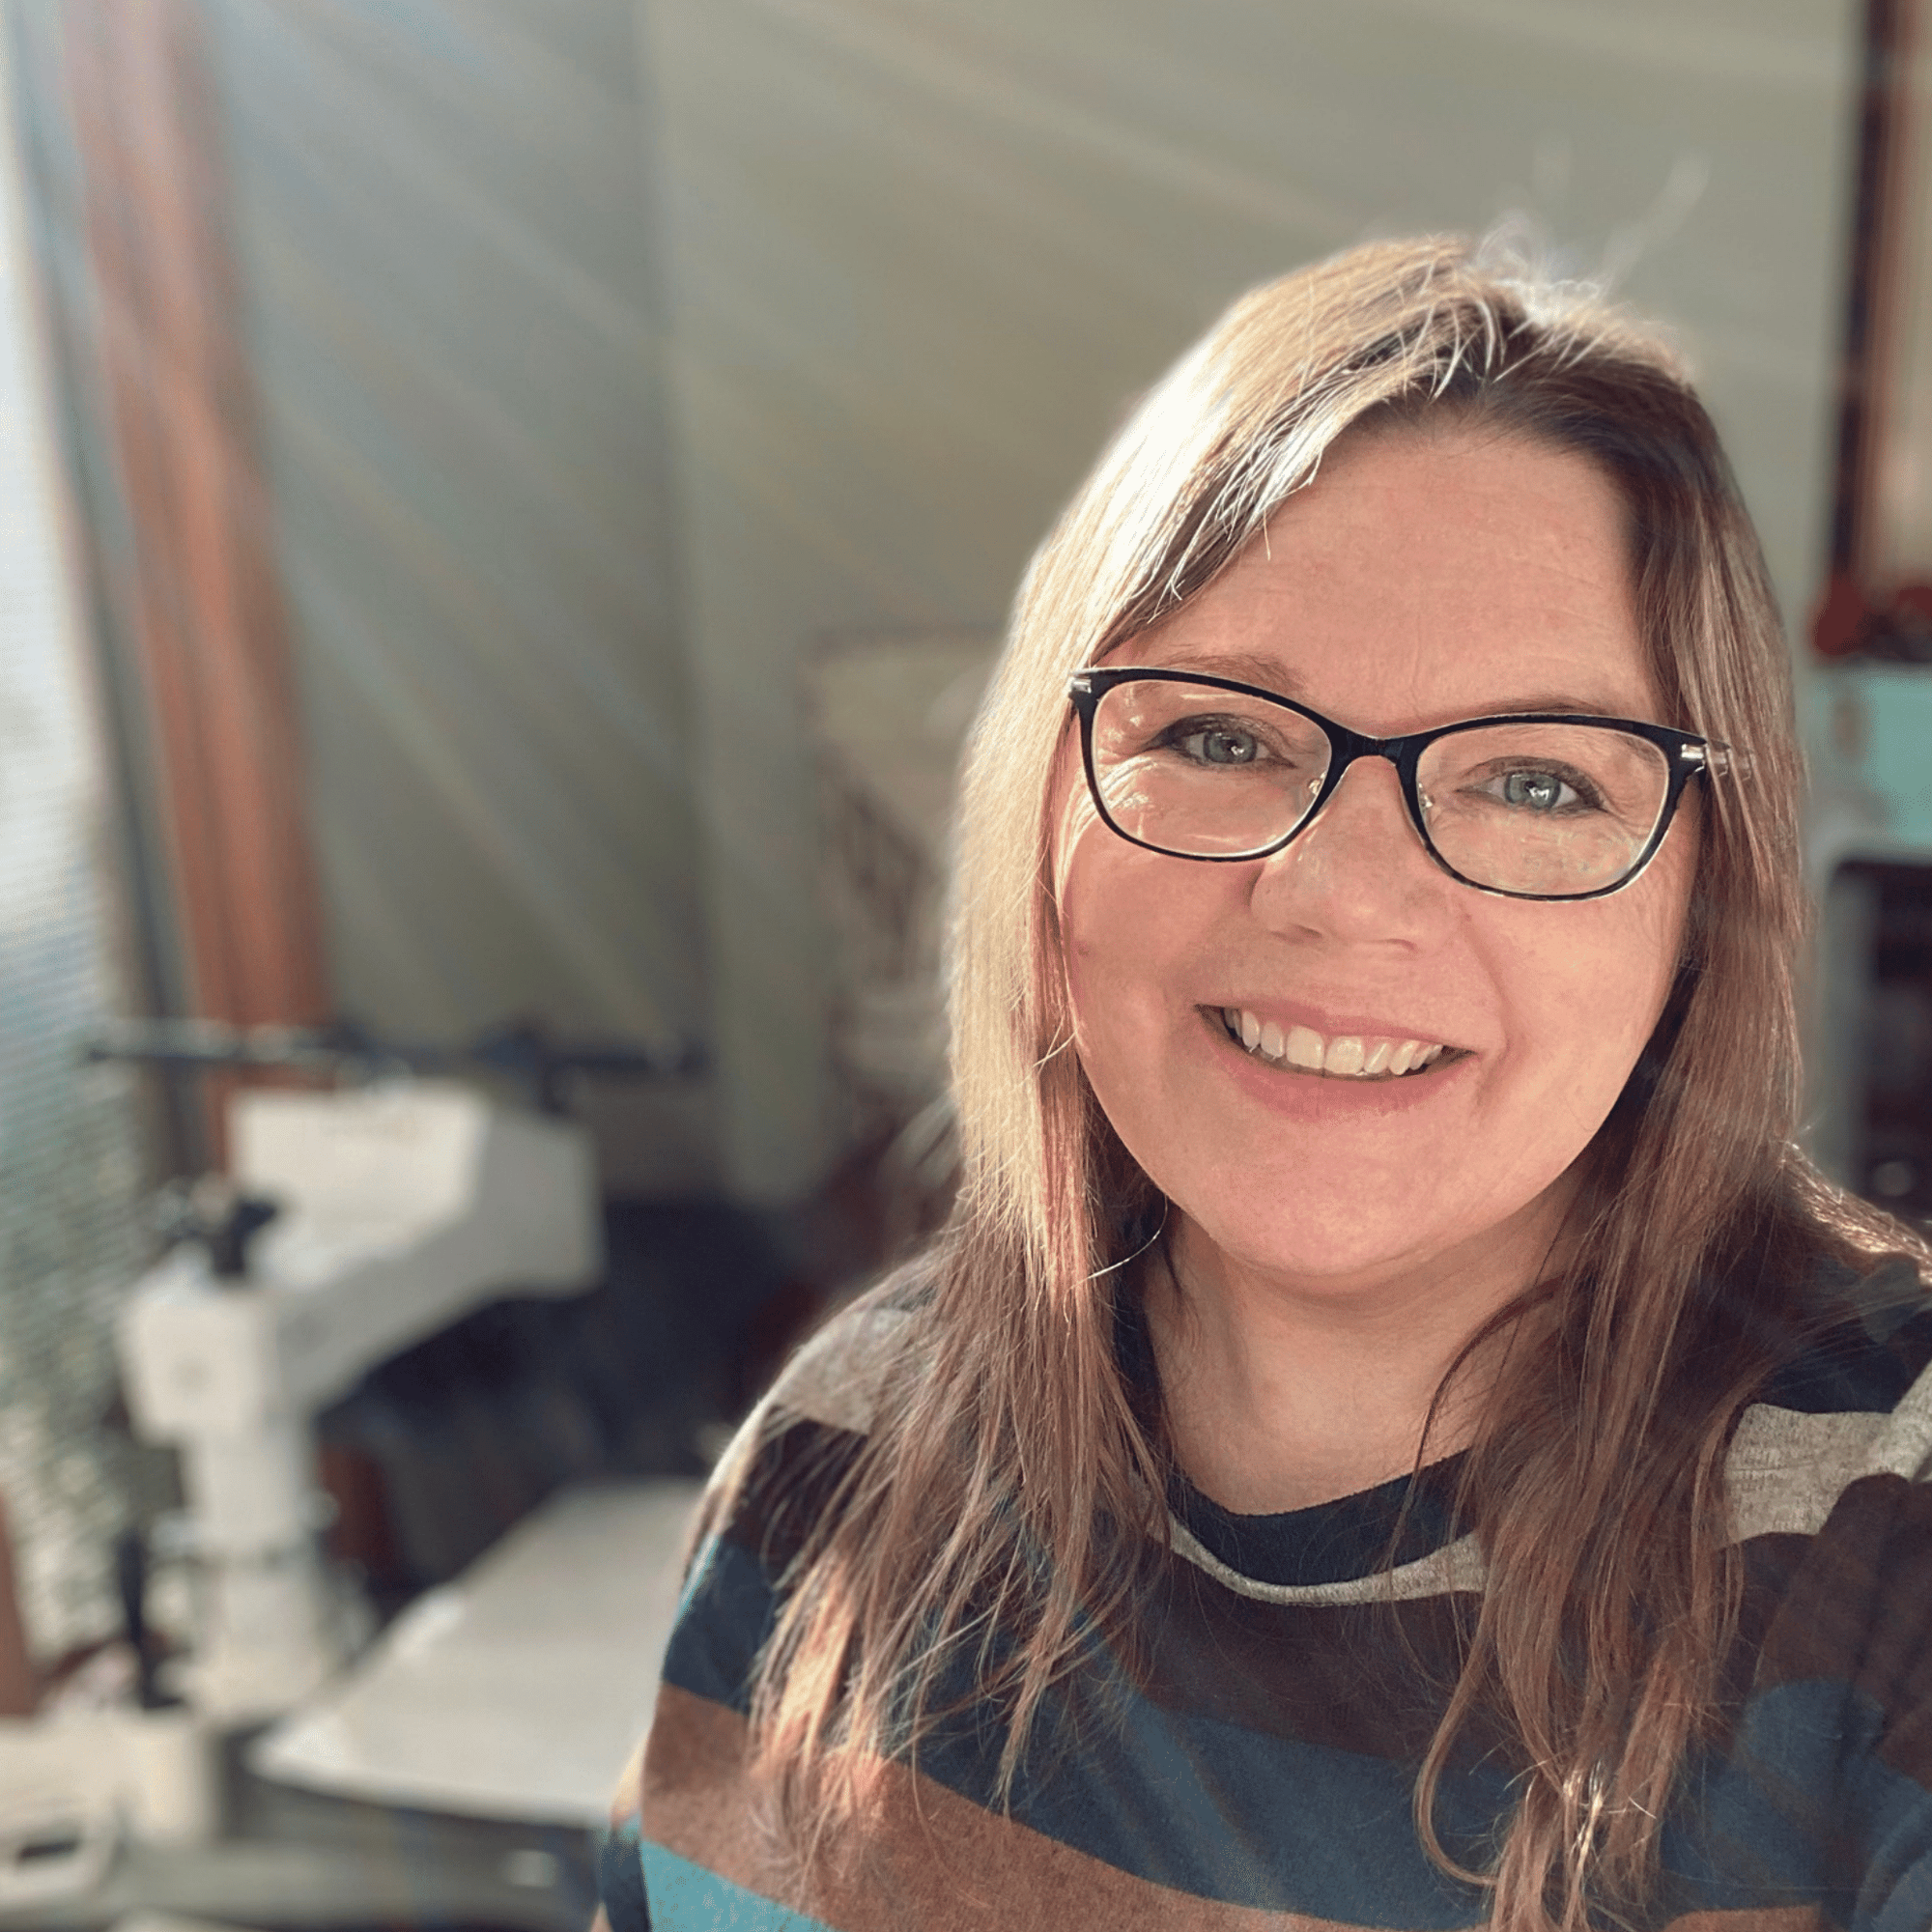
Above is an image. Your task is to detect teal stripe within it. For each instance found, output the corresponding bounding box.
[640,1841,839,1931]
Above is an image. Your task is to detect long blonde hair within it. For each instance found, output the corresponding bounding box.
[736,235,1923,1929]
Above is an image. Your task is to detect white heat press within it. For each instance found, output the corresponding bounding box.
[116,1079,602,1723]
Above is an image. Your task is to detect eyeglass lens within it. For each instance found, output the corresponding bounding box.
[1087,677,1673,896]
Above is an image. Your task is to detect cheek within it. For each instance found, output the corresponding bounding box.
[1057,828,1223,1140]
[1052,735,1179,1037]
[1049,739,1103,913]
[1061,849,1178,1048]
[1490,872,1690,1130]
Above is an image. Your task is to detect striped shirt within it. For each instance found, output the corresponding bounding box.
[602,1262,1932,1930]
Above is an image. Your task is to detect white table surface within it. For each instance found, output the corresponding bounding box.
[250,1478,705,1827]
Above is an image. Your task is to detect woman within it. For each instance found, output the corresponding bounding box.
[602,237,1932,1931]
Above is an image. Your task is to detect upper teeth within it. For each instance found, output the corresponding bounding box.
[1223,1009,1447,1079]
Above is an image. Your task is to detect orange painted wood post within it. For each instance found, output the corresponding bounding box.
[65,0,329,1156]
[0,1494,37,1718]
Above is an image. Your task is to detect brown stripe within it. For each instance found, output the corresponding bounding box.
[637,1688,1835,1932]
[641,1682,1439,1932]
[1662,1916,1822,1931]
[1141,1558,1477,1760]
[1740,1473,1932,1786]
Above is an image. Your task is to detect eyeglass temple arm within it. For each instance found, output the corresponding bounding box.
[1689,740,1747,781]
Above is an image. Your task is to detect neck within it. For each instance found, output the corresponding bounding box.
[1147,1191,1569,1515]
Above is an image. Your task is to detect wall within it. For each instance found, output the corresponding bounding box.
[69,1,1855,1207]
[205,0,709,1184]
[638,0,1859,1201]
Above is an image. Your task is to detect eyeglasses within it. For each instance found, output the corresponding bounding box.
[1066,668,1733,902]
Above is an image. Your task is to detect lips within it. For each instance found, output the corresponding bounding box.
[1214,1006,1464,1081]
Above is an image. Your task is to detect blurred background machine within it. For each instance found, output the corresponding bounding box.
[117,1065,603,1723]
[0,1031,706,1929]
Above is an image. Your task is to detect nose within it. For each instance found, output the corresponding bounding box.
[1248,753,1449,944]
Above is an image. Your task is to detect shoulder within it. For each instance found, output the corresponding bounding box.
[1697,1253,1932,1932]
[1726,1250,1932,1543]
[630,1260,939,1816]
[688,1254,938,1549]
[757,1263,934,1437]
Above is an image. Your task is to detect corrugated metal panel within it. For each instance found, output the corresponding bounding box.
[0,19,148,1662]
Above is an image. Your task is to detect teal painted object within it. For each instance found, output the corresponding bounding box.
[640,1843,838,1930]
[1854,667,1932,846]
[1804,664,1932,856]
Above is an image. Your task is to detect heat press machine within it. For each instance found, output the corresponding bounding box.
[117,1066,604,1721]
[0,1025,702,1929]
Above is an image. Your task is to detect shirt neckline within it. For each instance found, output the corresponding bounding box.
[1168,1453,1469,1589]
[1113,1263,1469,1588]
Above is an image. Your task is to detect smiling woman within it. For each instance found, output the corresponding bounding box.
[1056,432,1702,1508]
[601,238,1932,1932]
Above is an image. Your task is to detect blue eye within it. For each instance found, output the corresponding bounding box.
[1179,726,1263,766]
[1498,770,1576,811]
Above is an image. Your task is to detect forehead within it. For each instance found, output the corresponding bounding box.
[1120,426,1660,731]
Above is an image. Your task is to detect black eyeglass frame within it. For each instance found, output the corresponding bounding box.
[1066,666,1734,904]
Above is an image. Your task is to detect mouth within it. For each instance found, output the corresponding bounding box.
[1211,1007,1470,1082]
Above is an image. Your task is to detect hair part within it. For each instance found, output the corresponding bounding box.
[726,233,1929,1930]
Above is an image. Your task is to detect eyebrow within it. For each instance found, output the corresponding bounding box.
[1154,650,1312,695]
[1142,651,1646,722]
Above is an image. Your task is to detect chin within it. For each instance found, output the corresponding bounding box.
[1194,1209,1435,1289]
[1156,1152,1424,1278]
[1163,1140,1572,1293]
